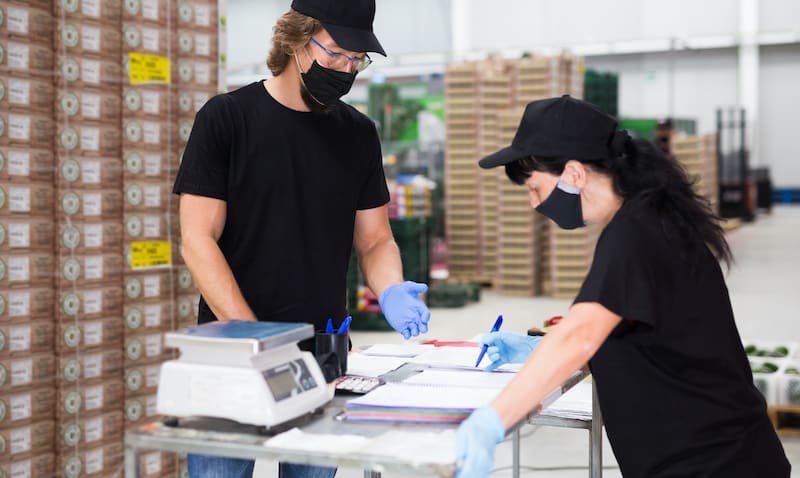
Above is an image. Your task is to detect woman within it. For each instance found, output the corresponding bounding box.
[456,96,790,477]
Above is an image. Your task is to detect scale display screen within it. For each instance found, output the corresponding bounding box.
[262,359,317,402]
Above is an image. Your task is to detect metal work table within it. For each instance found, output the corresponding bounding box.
[125,364,602,478]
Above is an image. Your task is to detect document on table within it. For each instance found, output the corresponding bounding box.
[360,343,435,357]
[539,381,593,420]
[409,346,522,372]
[402,368,516,389]
[346,353,408,377]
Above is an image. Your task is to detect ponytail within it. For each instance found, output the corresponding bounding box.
[504,137,732,268]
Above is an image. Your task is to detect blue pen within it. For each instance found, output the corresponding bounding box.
[337,316,352,334]
[475,314,503,367]
[325,318,334,334]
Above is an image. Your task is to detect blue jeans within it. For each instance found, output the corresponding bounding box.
[187,454,336,478]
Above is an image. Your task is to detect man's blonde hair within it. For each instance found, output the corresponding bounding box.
[266,9,322,77]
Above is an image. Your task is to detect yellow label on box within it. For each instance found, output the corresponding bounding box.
[128,53,171,85]
[130,241,172,268]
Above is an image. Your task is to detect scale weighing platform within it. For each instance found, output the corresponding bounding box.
[157,321,334,429]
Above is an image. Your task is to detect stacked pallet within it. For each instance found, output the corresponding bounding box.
[476,61,512,285]
[444,63,480,282]
[673,133,719,212]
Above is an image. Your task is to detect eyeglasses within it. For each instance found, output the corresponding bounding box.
[309,36,372,73]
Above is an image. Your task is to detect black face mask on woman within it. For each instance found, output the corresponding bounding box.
[300,60,355,110]
[536,179,586,230]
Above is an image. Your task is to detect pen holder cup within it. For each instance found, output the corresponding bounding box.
[315,332,348,381]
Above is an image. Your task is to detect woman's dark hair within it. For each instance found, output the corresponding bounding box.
[505,137,733,267]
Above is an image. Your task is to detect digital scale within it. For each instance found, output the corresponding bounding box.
[157,321,334,428]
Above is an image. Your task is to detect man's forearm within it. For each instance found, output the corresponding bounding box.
[182,236,257,321]
[357,239,403,298]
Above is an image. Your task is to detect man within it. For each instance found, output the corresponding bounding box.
[173,1,431,476]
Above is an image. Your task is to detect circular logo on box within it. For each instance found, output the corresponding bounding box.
[125,0,141,15]
[179,3,193,23]
[0,399,6,423]
[62,24,80,48]
[60,127,79,150]
[178,61,193,82]
[0,79,5,103]
[126,152,143,174]
[63,57,80,82]
[125,120,142,143]
[126,307,143,330]
[0,224,5,247]
[126,215,142,237]
[0,364,6,386]
[63,358,81,382]
[0,295,5,316]
[63,324,82,348]
[0,186,5,209]
[179,32,193,53]
[64,391,82,415]
[61,191,81,216]
[62,423,81,447]
[61,92,80,117]
[61,158,81,182]
[63,455,82,478]
[62,292,80,316]
[126,398,143,421]
[61,225,81,250]
[125,89,142,112]
[127,338,143,361]
[0,330,5,353]
[179,120,192,143]
[62,0,79,13]
[126,369,143,391]
[0,45,5,67]
[126,184,143,206]
[0,117,5,138]
[177,296,191,318]
[63,257,82,281]
[124,25,141,49]
[178,92,192,113]
[126,277,142,299]
[0,259,5,282]
[179,268,193,289]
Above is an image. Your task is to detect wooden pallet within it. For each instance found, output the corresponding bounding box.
[767,405,800,437]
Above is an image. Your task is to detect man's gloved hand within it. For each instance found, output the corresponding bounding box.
[481,331,543,371]
[378,281,431,339]
[456,406,505,478]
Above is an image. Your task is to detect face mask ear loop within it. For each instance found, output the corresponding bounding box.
[294,49,325,106]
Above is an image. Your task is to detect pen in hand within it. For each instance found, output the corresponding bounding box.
[475,314,503,367]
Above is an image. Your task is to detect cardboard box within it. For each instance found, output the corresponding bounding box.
[56,54,123,89]
[175,30,218,60]
[124,363,160,396]
[174,1,218,31]
[53,0,122,25]
[0,452,55,478]
[124,270,173,302]
[55,20,122,60]
[57,348,123,385]
[123,86,170,117]
[0,320,54,358]
[56,89,122,124]
[175,88,213,117]
[57,440,124,477]
[0,421,54,461]
[0,40,54,78]
[58,221,124,254]
[174,59,217,87]
[0,354,55,391]
[56,253,124,287]
[0,217,54,252]
[56,285,123,321]
[173,265,196,294]
[0,252,53,287]
[57,189,123,221]
[57,156,123,190]
[123,0,169,25]
[124,333,169,366]
[0,147,54,183]
[175,294,198,324]
[122,23,170,56]
[124,180,171,212]
[56,123,122,157]
[0,3,54,42]
[55,317,123,354]
[123,213,171,241]
[122,119,174,150]
[57,411,123,450]
[0,387,56,428]
[124,393,159,427]
[124,300,173,334]
[123,150,170,181]
[137,450,177,478]
[0,181,53,217]
[57,379,124,418]
[0,112,54,148]
[0,287,54,320]
[0,76,54,114]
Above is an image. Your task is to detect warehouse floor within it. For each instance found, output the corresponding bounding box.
[254,205,800,477]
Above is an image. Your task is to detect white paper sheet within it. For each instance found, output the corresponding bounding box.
[360,343,435,357]
[346,383,500,410]
[402,368,515,389]
[346,353,408,377]
[409,346,522,372]
[539,381,593,420]
[264,428,369,454]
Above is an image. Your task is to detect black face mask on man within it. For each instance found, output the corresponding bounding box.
[299,60,355,111]
[535,179,586,230]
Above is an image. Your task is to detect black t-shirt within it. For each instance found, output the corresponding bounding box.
[173,81,389,331]
[574,198,790,478]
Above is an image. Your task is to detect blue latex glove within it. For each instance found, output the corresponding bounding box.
[378,281,431,339]
[481,331,542,371]
[456,406,505,478]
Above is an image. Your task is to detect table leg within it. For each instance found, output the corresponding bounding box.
[124,444,141,478]
[589,381,603,478]
[512,428,520,478]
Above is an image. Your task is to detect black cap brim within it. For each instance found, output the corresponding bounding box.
[323,22,386,56]
[478,145,529,169]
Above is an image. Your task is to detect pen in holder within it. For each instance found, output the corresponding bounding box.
[315,331,349,381]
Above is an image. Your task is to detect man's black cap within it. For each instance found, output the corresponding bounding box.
[479,95,620,169]
[291,0,386,56]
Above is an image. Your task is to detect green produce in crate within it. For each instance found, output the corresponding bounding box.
[785,367,800,375]
[750,361,779,374]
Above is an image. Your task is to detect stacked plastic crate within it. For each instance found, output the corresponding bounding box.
[52,0,127,475]
[0,2,57,475]
[476,61,512,286]
[444,62,480,282]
